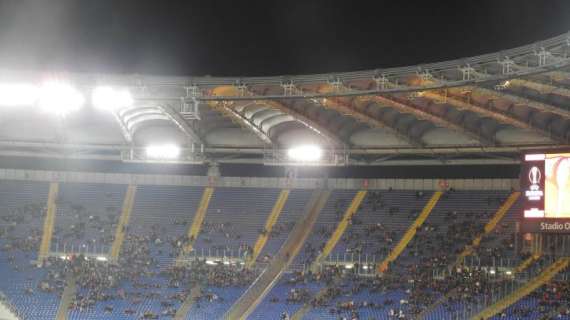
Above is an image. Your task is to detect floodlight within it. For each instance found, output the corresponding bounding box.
[38,81,84,116]
[205,260,216,265]
[287,144,323,162]
[95,256,108,262]
[344,263,354,269]
[0,83,38,106]
[92,86,133,111]
[145,144,181,159]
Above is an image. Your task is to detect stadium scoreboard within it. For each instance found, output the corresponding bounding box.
[521,152,570,233]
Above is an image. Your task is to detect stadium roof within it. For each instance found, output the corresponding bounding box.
[1,32,570,166]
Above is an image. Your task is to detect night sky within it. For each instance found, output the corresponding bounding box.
[0,0,569,77]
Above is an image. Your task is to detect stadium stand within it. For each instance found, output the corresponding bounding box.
[1,31,570,320]
[0,177,560,319]
[51,183,126,256]
[0,177,567,319]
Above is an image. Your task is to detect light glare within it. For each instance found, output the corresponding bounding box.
[146,144,181,159]
[0,83,38,106]
[287,145,323,162]
[525,154,545,161]
[92,86,133,111]
[38,81,84,116]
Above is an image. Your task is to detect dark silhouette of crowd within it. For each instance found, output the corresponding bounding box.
[0,190,566,320]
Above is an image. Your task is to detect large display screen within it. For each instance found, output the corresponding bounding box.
[545,153,570,218]
[521,152,570,233]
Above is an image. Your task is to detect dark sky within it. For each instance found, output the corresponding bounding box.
[0,0,569,77]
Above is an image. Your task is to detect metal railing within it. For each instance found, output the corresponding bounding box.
[50,240,111,257]
[450,256,565,319]
[1,32,566,98]
[177,247,248,266]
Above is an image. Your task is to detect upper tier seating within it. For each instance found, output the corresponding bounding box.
[294,190,357,265]
[193,187,281,256]
[330,190,434,263]
[0,181,58,320]
[52,183,126,254]
[0,180,554,320]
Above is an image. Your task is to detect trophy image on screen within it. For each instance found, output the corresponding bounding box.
[546,155,570,218]
[530,166,541,185]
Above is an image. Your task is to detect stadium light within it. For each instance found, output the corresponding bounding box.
[38,81,84,116]
[145,144,181,159]
[92,86,133,111]
[287,144,323,162]
[0,83,38,106]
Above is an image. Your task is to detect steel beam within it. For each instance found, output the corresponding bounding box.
[315,85,424,147]
[508,78,570,99]
[156,105,204,145]
[244,88,347,148]
[424,90,567,143]
[411,69,570,130]
[359,95,494,146]
[320,81,461,146]
[412,76,566,143]
[259,99,347,148]
[211,85,347,148]
[468,86,570,118]
[110,112,133,144]
[207,87,275,145]
[118,105,204,145]
[207,100,273,145]
[0,147,538,166]
[0,33,566,105]
[0,139,563,165]
[422,91,532,129]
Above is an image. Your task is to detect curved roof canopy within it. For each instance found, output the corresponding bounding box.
[0,32,570,165]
